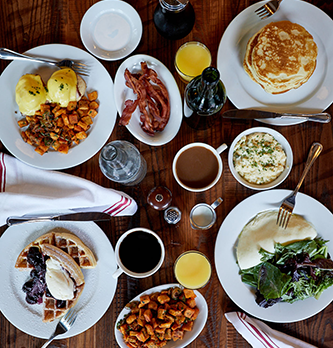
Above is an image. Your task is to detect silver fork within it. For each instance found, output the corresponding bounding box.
[0,48,89,76]
[41,308,78,348]
[276,142,323,229]
[255,0,283,19]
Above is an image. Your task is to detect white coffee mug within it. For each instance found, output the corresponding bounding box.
[172,142,228,192]
[112,227,165,279]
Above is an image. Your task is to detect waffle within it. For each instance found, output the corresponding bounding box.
[43,282,84,322]
[40,243,85,322]
[15,229,97,269]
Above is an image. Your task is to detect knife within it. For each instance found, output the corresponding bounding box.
[6,211,112,226]
[222,109,331,123]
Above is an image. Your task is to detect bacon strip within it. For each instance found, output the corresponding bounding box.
[119,62,170,136]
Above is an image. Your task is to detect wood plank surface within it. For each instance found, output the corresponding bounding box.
[1,0,333,347]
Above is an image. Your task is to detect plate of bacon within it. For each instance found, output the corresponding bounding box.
[114,54,182,146]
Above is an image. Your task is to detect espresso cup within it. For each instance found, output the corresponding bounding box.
[112,227,165,279]
[172,142,227,192]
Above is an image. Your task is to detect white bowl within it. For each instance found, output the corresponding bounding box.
[80,0,142,61]
[228,127,293,190]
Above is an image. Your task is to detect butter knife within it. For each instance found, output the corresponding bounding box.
[222,109,331,123]
[6,211,112,226]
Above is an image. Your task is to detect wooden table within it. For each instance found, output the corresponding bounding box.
[1,0,333,347]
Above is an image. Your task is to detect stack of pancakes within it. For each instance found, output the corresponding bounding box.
[243,21,318,94]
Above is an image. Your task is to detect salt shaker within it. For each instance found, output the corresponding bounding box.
[99,140,147,186]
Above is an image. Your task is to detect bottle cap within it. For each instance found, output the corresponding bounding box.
[164,206,181,224]
[147,186,172,210]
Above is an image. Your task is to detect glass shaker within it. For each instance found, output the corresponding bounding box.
[153,0,195,40]
[99,140,147,186]
[184,67,227,130]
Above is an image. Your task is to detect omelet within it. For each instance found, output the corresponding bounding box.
[15,74,47,115]
[236,210,317,270]
[47,68,86,107]
[243,21,318,94]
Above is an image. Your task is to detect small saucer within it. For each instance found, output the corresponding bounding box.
[80,0,142,61]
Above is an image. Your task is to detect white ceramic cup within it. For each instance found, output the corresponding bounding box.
[172,142,228,192]
[112,227,165,279]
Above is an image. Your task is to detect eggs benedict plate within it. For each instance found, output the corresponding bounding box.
[214,189,333,323]
[0,44,117,170]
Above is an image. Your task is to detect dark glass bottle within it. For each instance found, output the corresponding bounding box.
[184,67,227,130]
[153,0,195,40]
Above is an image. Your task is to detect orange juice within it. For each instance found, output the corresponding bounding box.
[175,42,212,82]
[174,251,212,289]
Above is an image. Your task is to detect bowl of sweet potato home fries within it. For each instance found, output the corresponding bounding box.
[115,284,208,348]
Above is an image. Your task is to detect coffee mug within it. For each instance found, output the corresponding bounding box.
[172,142,228,192]
[190,197,223,230]
[112,227,165,279]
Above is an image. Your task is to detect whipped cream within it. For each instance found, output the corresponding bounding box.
[45,258,74,300]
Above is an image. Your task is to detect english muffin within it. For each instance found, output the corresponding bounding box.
[244,21,318,94]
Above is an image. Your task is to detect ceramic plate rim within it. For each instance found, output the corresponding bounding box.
[217,0,333,126]
[114,54,182,146]
[0,44,117,170]
[227,127,293,190]
[80,0,142,61]
[114,283,208,348]
[0,219,117,338]
[214,189,333,323]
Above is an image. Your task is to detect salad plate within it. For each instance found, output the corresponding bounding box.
[217,0,333,126]
[0,44,117,170]
[214,189,333,323]
[0,220,117,338]
[80,0,142,61]
[114,54,182,146]
[114,283,208,348]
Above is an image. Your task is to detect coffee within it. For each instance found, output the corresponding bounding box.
[119,231,162,273]
[175,146,219,189]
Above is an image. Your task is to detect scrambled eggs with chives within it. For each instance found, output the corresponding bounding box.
[233,132,287,184]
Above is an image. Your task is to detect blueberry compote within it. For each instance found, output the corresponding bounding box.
[22,247,49,305]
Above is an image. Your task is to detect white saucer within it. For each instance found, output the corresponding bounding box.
[80,0,142,61]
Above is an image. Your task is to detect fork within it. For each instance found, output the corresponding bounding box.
[41,308,78,348]
[255,0,283,19]
[0,48,89,76]
[276,142,323,229]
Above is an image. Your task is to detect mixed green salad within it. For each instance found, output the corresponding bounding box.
[240,238,333,307]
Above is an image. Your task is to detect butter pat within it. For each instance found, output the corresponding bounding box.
[45,258,75,300]
[237,210,317,270]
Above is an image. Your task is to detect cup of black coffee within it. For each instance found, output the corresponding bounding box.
[112,228,165,278]
[172,142,228,192]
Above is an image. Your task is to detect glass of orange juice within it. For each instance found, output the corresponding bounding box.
[174,250,212,289]
[175,42,212,83]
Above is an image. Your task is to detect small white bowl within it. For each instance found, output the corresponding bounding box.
[228,127,293,190]
[80,0,142,61]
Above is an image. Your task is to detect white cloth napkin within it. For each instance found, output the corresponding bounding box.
[225,312,318,348]
[0,153,137,225]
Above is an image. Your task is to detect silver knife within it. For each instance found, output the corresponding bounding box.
[6,211,112,226]
[222,109,331,123]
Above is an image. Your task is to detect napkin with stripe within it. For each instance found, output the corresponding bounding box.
[0,152,137,226]
[225,312,318,348]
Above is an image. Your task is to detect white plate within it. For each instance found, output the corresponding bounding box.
[228,127,293,190]
[0,220,117,338]
[214,190,333,323]
[114,283,208,348]
[80,0,142,61]
[217,0,333,126]
[0,44,117,170]
[114,54,182,146]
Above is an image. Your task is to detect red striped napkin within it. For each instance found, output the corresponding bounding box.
[0,152,137,225]
[225,312,318,348]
